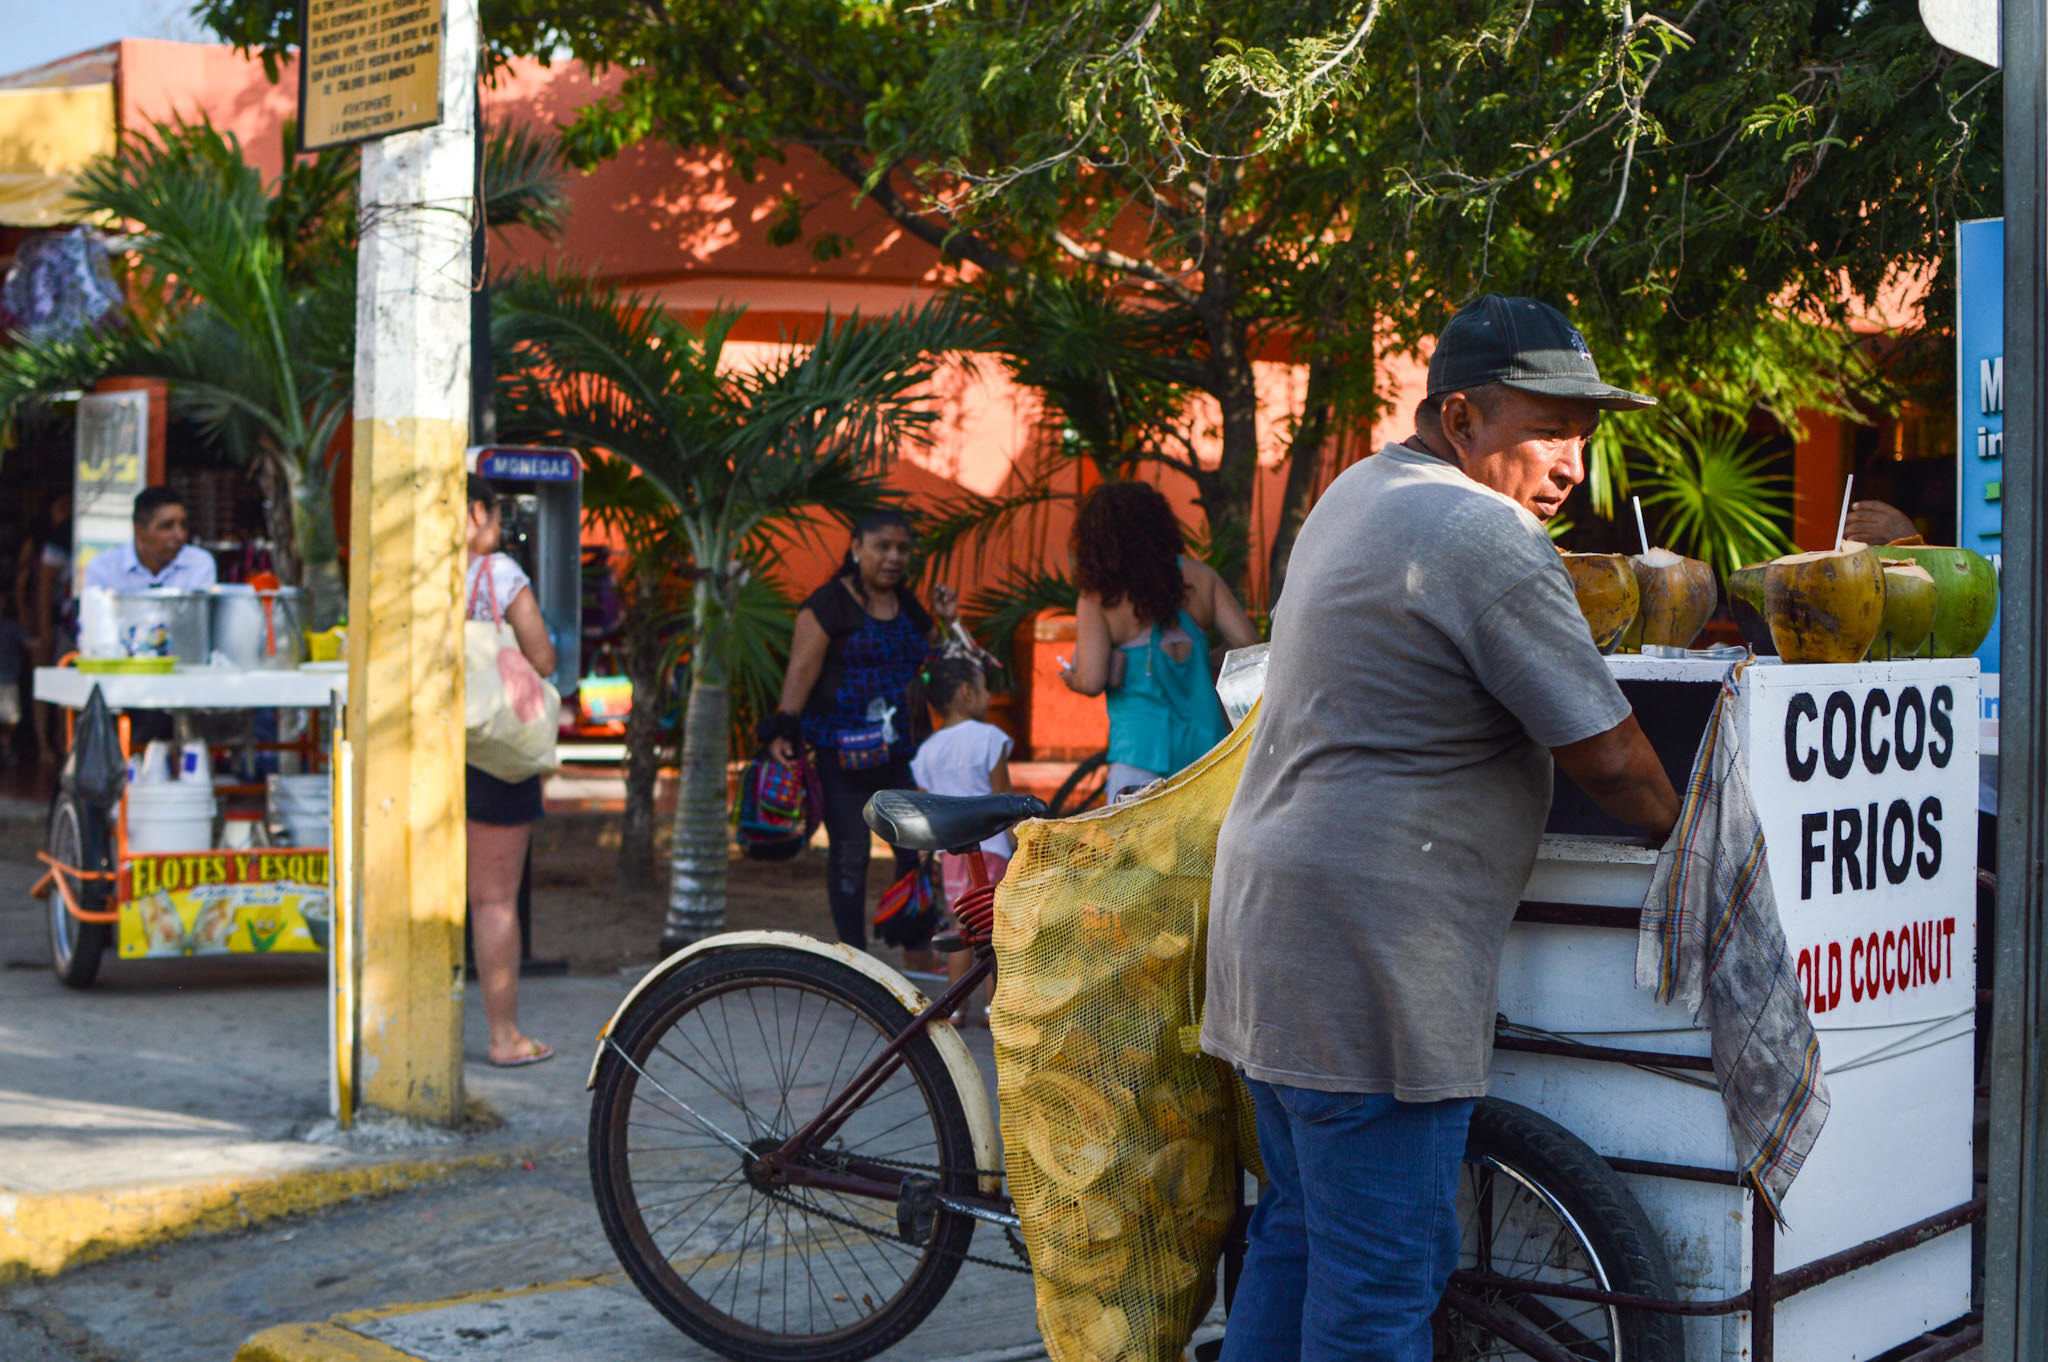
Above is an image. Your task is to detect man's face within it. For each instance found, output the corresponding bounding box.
[1440,387,1600,521]
[135,503,190,569]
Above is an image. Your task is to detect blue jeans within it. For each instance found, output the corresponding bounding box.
[1220,1079,1476,1362]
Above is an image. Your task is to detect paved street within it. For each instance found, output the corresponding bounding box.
[0,802,1067,1359]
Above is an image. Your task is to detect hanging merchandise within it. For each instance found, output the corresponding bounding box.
[735,750,821,862]
[874,856,939,947]
[990,708,1264,1362]
[0,228,124,341]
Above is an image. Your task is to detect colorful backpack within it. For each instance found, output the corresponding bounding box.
[874,857,940,947]
[736,751,821,861]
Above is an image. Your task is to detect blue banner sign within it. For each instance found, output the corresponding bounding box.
[474,446,580,483]
[1955,218,2002,753]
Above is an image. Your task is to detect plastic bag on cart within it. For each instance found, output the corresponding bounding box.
[63,685,127,809]
[990,706,1264,1362]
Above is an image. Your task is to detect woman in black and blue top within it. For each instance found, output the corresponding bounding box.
[761,509,958,964]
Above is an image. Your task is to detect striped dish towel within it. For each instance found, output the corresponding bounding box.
[1637,661,1829,1220]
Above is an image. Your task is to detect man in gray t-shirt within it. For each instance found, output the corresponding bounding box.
[1204,295,1679,1362]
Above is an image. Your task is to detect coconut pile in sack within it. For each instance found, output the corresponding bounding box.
[989,709,1264,1362]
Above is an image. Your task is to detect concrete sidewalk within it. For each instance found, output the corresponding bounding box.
[0,803,624,1282]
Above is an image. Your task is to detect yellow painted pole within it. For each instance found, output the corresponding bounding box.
[345,0,478,1126]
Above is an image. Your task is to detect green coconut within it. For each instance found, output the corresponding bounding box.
[1560,553,1640,654]
[1763,546,1885,664]
[1862,543,1999,658]
[1618,611,1645,654]
[1868,562,1937,660]
[1726,563,1776,656]
[1629,547,1718,649]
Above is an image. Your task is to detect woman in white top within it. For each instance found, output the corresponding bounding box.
[465,479,557,1067]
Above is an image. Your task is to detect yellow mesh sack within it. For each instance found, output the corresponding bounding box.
[990,706,1264,1362]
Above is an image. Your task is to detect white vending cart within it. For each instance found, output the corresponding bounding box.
[30,662,346,990]
[1489,655,1979,1362]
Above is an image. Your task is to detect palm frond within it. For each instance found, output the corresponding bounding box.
[723,569,799,752]
[963,273,1192,475]
[920,479,1075,588]
[72,119,281,329]
[492,267,731,503]
[728,301,988,474]
[966,566,1079,665]
[482,120,572,240]
[269,123,360,284]
[1630,414,1796,579]
[0,327,126,430]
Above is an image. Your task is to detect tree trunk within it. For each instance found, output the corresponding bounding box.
[1198,314,1263,603]
[616,570,666,891]
[662,575,733,951]
[287,464,347,630]
[252,453,301,586]
[1266,354,1342,607]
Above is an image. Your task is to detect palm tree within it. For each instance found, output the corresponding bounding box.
[492,268,984,947]
[0,118,568,628]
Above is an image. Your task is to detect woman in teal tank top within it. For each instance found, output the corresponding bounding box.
[1060,482,1262,798]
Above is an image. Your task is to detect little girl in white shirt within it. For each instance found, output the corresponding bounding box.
[910,652,1013,1022]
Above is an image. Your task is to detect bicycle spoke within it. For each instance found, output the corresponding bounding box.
[612,970,963,1342]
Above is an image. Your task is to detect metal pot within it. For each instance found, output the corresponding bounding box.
[209,585,308,670]
[112,589,211,664]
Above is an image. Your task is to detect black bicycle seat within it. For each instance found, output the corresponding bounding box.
[863,790,1049,852]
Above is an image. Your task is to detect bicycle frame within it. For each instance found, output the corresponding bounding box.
[762,848,1019,1222]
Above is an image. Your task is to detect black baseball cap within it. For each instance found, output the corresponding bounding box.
[1427,294,1655,411]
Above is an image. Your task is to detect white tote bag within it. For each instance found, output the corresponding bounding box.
[464,561,561,783]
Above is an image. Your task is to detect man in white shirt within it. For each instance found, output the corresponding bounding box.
[81,486,217,593]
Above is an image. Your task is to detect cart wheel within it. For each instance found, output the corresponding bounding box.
[1440,1098,1687,1362]
[46,795,113,990]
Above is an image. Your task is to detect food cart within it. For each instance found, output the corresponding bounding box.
[29,660,345,990]
[1496,653,1980,1361]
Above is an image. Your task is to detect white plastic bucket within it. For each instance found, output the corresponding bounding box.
[268,774,332,847]
[127,782,218,853]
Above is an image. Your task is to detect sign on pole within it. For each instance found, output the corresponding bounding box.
[299,0,446,151]
[1921,0,2001,65]
[1957,217,2005,755]
[72,389,149,585]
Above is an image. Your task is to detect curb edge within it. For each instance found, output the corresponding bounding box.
[0,1150,523,1283]
[235,1321,425,1362]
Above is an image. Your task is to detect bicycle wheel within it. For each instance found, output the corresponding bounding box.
[1440,1098,1686,1362]
[589,945,981,1362]
[1049,752,1108,816]
[45,795,112,990]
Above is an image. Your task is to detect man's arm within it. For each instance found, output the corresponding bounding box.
[1552,715,1679,846]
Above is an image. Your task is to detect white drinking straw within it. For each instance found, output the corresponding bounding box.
[1834,475,1855,552]
[1632,496,1651,556]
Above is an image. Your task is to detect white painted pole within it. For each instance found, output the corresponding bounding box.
[346,0,477,1126]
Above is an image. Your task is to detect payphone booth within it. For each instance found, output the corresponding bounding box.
[467,445,582,700]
